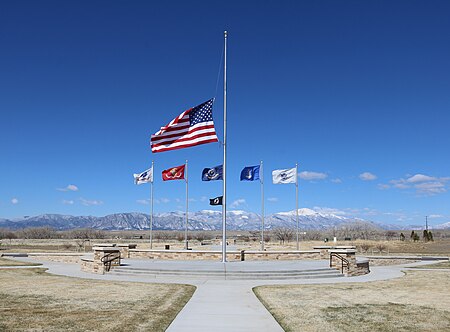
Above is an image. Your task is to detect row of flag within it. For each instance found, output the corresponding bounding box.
[134,165,297,184]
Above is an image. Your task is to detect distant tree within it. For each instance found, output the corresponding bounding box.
[273,228,294,244]
[428,231,434,241]
[376,243,386,253]
[413,233,420,242]
[410,230,415,240]
[385,231,397,241]
[423,230,429,242]
[359,243,371,253]
[399,233,405,241]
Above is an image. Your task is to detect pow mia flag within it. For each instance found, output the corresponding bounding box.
[202,165,223,181]
[209,196,223,206]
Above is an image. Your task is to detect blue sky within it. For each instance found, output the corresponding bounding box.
[1,1,449,226]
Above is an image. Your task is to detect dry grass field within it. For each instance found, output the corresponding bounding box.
[0,257,41,266]
[254,270,450,332]
[2,237,450,256]
[0,267,195,332]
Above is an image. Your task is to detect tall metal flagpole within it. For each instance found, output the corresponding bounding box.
[185,160,189,250]
[260,160,265,251]
[150,160,154,249]
[296,163,299,250]
[222,31,228,263]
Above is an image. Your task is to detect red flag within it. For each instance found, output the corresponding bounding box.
[162,165,186,181]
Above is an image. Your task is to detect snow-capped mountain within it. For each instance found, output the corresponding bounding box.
[0,208,378,231]
[434,222,450,230]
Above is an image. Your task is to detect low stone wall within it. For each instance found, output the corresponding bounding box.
[80,247,121,274]
[129,249,322,261]
[329,249,370,277]
[242,250,321,261]
[27,253,84,264]
[354,258,370,276]
[129,249,241,261]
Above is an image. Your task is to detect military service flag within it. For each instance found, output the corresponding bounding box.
[272,168,297,184]
[162,165,186,181]
[240,165,260,181]
[202,165,223,181]
[133,168,153,185]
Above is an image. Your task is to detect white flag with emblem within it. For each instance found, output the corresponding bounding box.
[272,168,296,184]
[133,167,153,185]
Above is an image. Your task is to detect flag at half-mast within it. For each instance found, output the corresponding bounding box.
[133,168,153,184]
[272,168,296,184]
[162,165,186,181]
[151,99,218,153]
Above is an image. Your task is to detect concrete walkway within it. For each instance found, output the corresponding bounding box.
[7,257,445,332]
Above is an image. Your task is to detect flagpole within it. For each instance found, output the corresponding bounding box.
[222,30,228,263]
[296,163,299,250]
[150,160,154,249]
[260,160,265,251]
[185,160,189,250]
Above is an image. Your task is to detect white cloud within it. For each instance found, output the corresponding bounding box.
[230,198,246,208]
[313,206,349,216]
[386,173,450,196]
[415,181,446,195]
[62,200,74,205]
[11,198,19,205]
[137,199,149,205]
[57,184,79,192]
[267,197,278,202]
[80,198,103,206]
[406,174,436,183]
[359,172,377,181]
[377,184,390,190]
[200,196,208,202]
[331,178,342,183]
[428,214,443,219]
[299,171,328,181]
[155,198,170,204]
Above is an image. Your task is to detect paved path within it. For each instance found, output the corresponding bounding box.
[7,257,445,332]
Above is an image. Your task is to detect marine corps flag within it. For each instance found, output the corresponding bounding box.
[209,196,223,206]
[162,165,186,181]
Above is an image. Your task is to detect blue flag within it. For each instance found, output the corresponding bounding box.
[240,165,260,181]
[202,165,223,181]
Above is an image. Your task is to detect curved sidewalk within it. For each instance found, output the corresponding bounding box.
[10,257,443,332]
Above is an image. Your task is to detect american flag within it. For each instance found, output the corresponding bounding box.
[151,99,218,153]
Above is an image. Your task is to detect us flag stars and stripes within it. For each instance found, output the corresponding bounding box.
[151,99,219,153]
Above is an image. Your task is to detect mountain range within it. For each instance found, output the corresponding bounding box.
[2,208,446,231]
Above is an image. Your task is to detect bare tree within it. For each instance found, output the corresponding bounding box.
[273,228,294,244]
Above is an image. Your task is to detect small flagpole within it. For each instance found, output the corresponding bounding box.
[185,160,189,250]
[260,160,265,251]
[296,163,299,250]
[150,160,154,249]
[222,30,228,263]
